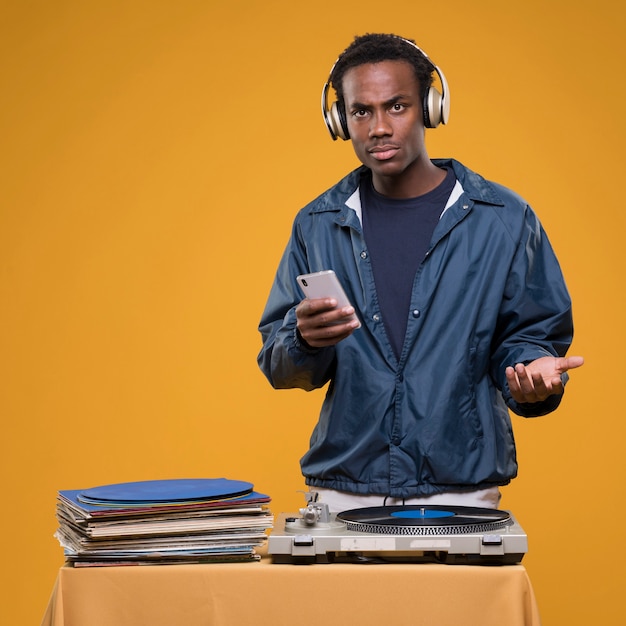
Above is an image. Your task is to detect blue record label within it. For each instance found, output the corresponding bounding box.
[390,509,455,519]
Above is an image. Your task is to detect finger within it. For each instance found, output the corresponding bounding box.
[561,355,584,371]
[505,366,520,391]
[506,366,531,403]
[529,370,551,400]
[306,297,338,314]
[550,376,565,394]
[514,363,536,396]
[296,299,338,328]
[309,311,355,331]
[302,321,358,347]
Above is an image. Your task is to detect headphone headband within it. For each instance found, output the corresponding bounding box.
[321,37,450,141]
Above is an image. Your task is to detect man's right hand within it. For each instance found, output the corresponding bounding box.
[296,298,360,348]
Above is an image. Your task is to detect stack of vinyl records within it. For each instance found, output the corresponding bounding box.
[54,478,273,567]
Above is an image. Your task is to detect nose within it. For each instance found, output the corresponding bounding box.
[369,110,392,138]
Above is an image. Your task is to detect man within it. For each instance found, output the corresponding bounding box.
[257,34,583,511]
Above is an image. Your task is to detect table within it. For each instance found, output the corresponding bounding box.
[41,555,541,626]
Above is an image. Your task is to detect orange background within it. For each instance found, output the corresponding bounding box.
[1,2,624,624]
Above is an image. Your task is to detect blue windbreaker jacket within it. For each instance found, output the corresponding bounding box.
[258,159,573,498]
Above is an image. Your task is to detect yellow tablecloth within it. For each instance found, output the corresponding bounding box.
[41,555,541,626]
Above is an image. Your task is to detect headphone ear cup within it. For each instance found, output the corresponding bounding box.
[329,101,350,141]
[424,86,443,128]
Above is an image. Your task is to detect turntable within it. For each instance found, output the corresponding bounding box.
[269,493,527,565]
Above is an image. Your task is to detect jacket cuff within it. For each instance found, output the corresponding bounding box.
[294,327,322,354]
[509,392,563,417]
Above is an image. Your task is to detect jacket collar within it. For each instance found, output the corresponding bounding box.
[438,159,505,207]
[308,159,506,218]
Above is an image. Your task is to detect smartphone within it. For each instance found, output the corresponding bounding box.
[296,270,360,327]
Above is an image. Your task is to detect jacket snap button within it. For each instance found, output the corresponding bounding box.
[412,309,420,318]
[360,251,368,259]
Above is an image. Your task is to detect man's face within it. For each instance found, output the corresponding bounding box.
[341,60,428,195]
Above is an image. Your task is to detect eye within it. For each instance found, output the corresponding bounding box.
[390,103,406,112]
[352,109,368,118]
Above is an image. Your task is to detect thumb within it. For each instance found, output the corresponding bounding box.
[561,355,584,371]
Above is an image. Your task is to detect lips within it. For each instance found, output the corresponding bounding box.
[368,145,400,161]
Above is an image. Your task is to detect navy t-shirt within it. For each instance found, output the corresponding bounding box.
[361,168,456,359]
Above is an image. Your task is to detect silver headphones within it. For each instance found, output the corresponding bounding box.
[321,38,450,141]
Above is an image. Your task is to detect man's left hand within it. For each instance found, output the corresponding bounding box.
[505,356,584,403]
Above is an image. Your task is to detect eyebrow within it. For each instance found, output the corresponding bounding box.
[348,94,411,110]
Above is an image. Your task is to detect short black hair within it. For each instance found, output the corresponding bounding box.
[330,33,435,109]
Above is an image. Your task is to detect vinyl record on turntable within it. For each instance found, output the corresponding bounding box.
[336,505,512,536]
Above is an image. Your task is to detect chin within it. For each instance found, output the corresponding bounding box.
[369,160,408,178]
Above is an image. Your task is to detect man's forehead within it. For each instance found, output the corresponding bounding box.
[342,60,420,101]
